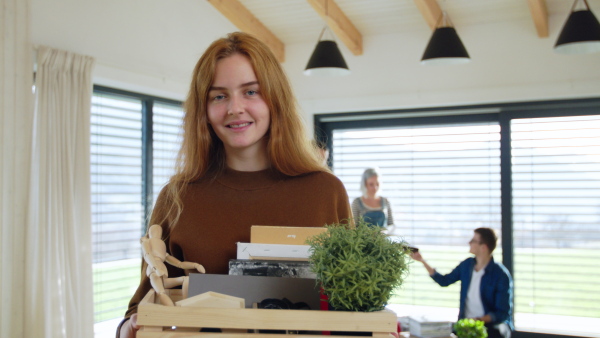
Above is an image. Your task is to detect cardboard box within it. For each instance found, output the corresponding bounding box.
[237,242,311,261]
[251,225,327,245]
[188,274,321,310]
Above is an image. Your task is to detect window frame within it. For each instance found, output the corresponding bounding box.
[315,97,600,338]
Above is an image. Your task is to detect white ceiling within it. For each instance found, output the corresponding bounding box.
[239,0,581,44]
[30,0,600,106]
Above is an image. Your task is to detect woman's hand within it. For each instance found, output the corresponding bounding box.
[119,314,139,338]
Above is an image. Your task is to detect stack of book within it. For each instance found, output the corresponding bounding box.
[235,226,326,260]
[230,226,327,278]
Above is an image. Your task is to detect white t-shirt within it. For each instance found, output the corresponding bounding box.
[465,267,486,318]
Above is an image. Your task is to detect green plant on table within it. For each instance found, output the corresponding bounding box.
[306,219,410,312]
[453,318,488,338]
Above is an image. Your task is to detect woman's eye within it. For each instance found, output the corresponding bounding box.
[213,94,225,101]
[246,90,257,96]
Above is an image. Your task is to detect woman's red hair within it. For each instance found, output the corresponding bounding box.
[160,32,327,228]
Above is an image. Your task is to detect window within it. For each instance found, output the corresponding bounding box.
[512,115,600,337]
[317,100,600,338]
[332,121,501,321]
[91,87,183,337]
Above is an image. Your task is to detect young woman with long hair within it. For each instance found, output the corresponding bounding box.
[118,32,351,338]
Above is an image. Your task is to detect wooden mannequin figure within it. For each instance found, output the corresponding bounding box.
[141,224,206,306]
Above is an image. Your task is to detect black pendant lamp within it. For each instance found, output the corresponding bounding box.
[555,0,600,54]
[304,27,350,76]
[304,0,350,76]
[421,11,470,65]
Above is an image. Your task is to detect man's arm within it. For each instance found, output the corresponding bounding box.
[410,252,436,276]
[410,252,464,287]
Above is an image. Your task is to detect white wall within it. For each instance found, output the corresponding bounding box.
[31,0,600,133]
[31,0,235,100]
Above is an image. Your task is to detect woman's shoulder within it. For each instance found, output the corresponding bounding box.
[295,170,343,184]
[154,183,171,206]
[287,171,348,194]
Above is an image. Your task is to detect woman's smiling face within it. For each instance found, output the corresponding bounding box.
[207,53,270,156]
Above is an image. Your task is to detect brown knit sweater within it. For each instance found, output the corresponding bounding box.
[123,167,351,320]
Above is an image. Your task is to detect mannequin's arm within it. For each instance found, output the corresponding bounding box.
[141,238,168,276]
[165,254,205,273]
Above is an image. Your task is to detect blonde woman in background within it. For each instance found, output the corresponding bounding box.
[351,168,394,229]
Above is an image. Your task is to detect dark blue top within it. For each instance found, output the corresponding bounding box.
[431,257,514,331]
[360,198,387,227]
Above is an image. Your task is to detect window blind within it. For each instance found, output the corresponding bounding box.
[91,92,143,324]
[512,115,600,337]
[92,89,184,337]
[332,122,501,316]
[152,102,184,206]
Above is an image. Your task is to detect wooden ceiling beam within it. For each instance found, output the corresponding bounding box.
[527,0,549,38]
[414,0,442,30]
[306,0,363,56]
[207,0,285,62]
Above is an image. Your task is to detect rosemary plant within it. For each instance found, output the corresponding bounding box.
[307,219,410,312]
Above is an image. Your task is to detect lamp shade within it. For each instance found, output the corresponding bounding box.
[554,9,600,54]
[304,40,350,76]
[421,27,470,65]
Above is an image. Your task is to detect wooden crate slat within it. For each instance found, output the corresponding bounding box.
[138,333,390,338]
[138,306,396,332]
[138,290,397,336]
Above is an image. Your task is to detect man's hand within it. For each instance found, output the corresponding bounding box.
[410,251,424,262]
[409,251,436,276]
[474,315,492,323]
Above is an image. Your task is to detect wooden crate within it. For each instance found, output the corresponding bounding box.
[137,289,397,338]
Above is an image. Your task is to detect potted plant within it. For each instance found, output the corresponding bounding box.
[454,318,488,338]
[306,219,410,312]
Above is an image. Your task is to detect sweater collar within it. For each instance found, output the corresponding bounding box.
[215,166,286,191]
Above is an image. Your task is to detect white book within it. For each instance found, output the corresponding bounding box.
[236,242,311,261]
[408,317,452,338]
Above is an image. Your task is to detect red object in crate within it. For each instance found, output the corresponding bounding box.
[320,288,330,335]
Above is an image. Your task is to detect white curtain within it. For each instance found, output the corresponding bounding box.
[24,46,96,337]
[0,0,34,337]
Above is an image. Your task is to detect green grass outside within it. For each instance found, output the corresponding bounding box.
[93,259,141,323]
